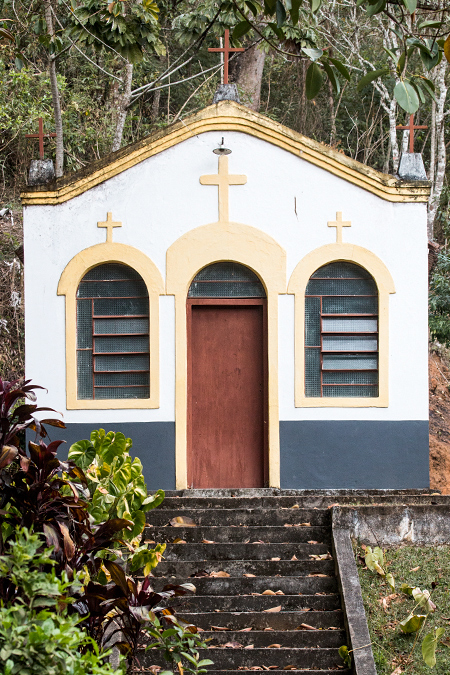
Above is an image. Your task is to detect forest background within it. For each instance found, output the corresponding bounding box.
[1,0,450,381]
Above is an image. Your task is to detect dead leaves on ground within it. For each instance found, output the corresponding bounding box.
[263,605,282,613]
[210,570,230,577]
[378,593,399,611]
[169,516,196,527]
[309,553,332,561]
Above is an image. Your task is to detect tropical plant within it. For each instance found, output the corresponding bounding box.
[430,250,450,347]
[144,615,214,674]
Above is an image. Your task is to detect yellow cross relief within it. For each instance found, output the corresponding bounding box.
[327,211,351,244]
[200,155,247,223]
[98,212,122,243]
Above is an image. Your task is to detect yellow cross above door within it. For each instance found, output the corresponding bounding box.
[200,155,247,223]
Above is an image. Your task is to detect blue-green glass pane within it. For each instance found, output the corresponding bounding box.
[323,336,378,352]
[323,385,379,397]
[305,297,320,346]
[305,348,321,397]
[77,350,93,399]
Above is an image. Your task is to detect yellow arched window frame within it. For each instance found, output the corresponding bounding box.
[288,244,395,408]
[57,242,164,409]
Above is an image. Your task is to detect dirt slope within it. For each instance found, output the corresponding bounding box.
[429,350,450,493]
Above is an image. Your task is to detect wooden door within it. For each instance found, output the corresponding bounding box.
[187,299,267,488]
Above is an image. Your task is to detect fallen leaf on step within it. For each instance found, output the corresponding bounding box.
[268,644,281,649]
[300,522,311,527]
[249,667,263,670]
[252,540,265,544]
[283,665,297,670]
[262,590,276,595]
[244,573,256,577]
[191,570,209,577]
[302,608,311,612]
[173,538,186,544]
[284,524,293,527]
[223,642,242,649]
[147,667,161,674]
[170,516,196,527]
[291,504,299,509]
[329,627,339,630]
[238,627,253,632]
[210,571,230,578]
[144,539,155,544]
[327,503,340,509]
[211,626,230,631]
[308,574,328,577]
[264,605,282,613]
[291,555,298,561]
[264,627,274,631]
[196,627,204,632]
[309,553,332,560]
[214,609,221,612]
[251,593,261,596]
[271,557,281,561]
[275,590,284,595]
[202,539,215,544]
[299,623,316,630]
[307,540,319,545]
[267,666,279,670]
[409,566,420,572]
[244,645,254,649]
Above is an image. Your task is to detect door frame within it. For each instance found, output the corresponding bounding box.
[187,298,269,487]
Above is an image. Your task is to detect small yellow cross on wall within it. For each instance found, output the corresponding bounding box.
[98,212,122,243]
[328,211,351,244]
[200,155,247,223]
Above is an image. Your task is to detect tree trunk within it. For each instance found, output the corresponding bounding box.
[233,45,266,112]
[427,58,447,240]
[44,1,64,177]
[111,61,133,153]
[387,99,400,174]
[328,78,337,147]
[151,89,161,122]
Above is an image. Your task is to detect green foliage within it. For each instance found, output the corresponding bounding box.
[68,428,164,540]
[144,615,214,674]
[429,252,450,347]
[0,528,123,675]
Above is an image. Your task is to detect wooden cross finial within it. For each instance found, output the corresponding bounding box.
[328,212,351,244]
[98,212,122,243]
[25,117,57,160]
[208,29,244,84]
[200,155,247,223]
[396,114,428,154]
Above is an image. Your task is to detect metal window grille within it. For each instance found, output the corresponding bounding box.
[188,262,266,298]
[76,263,150,400]
[305,262,378,398]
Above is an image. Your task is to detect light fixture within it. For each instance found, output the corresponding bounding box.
[213,137,232,155]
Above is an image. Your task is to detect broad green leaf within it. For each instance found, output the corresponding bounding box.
[394,81,419,114]
[310,0,321,11]
[400,613,427,633]
[130,509,146,538]
[419,77,437,102]
[338,646,351,666]
[402,0,417,12]
[329,57,351,81]
[181,652,199,667]
[302,47,323,61]
[417,20,443,30]
[233,20,251,40]
[290,0,302,23]
[0,27,14,42]
[268,22,285,40]
[412,587,436,613]
[357,68,389,92]
[366,0,386,17]
[305,62,323,99]
[422,628,445,667]
[264,0,276,16]
[68,440,95,469]
[245,0,259,15]
[397,53,406,75]
[401,583,414,595]
[383,46,399,64]
[276,0,286,27]
[386,573,395,592]
[197,661,214,667]
[420,45,441,70]
[322,61,340,95]
[142,488,165,511]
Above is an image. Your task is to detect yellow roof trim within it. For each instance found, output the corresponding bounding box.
[21,101,430,205]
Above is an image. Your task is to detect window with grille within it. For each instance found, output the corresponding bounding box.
[76,263,150,400]
[188,262,266,298]
[305,262,378,398]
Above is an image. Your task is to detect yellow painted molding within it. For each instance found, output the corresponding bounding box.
[22,102,430,206]
[287,244,395,408]
[166,220,286,489]
[57,242,164,410]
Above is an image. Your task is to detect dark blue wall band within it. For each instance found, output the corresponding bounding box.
[280,420,429,489]
[28,421,176,490]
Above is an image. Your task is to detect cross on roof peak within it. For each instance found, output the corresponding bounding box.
[208,29,245,84]
[396,114,428,154]
[25,117,57,160]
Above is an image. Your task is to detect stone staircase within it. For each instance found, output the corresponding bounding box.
[141,490,354,675]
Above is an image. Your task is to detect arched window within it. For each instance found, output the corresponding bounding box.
[188,262,266,298]
[305,262,378,397]
[77,263,150,400]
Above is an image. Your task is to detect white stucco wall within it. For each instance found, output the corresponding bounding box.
[23,130,429,424]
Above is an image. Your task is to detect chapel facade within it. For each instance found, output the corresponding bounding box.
[21,101,430,490]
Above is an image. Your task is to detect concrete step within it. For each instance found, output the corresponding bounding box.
[163,543,330,561]
[145,525,331,544]
[147,508,330,527]
[141,647,343,670]
[152,559,335,577]
[170,593,341,613]
[165,611,345,631]
[150,575,338,595]
[200,629,346,648]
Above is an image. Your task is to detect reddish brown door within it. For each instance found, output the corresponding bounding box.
[187,299,267,488]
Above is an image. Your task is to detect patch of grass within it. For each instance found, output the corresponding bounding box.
[356,544,450,674]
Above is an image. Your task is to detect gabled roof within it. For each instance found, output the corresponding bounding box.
[21,100,430,205]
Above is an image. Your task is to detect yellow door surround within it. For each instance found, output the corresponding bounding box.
[57,241,164,409]
[287,243,396,408]
[166,220,287,489]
